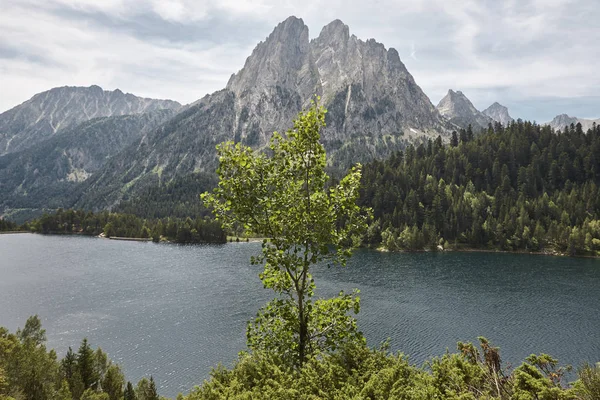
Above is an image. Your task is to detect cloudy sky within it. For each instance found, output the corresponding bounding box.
[1,0,598,121]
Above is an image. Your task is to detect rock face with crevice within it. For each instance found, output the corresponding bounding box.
[436,89,492,131]
[0,85,181,155]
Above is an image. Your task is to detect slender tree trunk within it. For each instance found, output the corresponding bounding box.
[298,291,306,367]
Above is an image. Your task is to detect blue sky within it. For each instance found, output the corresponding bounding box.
[0,0,598,121]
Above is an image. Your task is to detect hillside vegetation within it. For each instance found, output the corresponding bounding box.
[360,121,600,256]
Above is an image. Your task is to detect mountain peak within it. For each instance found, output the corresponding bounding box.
[482,102,513,126]
[0,86,181,155]
[437,89,492,131]
[269,16,308,42]
[226,16,312,96]
[546,114,600,132]
[318,19,350,42]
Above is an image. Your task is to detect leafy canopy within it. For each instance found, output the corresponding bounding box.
[202,101,369,367]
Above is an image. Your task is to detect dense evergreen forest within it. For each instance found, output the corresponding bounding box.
[0,219,18,232]
[114,173,217,219]
[359,121,600,256]
[23,209,226,244]
[0,316,163,400]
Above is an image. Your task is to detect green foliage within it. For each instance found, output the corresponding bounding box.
[184,338,585,400]
[115,173,218,219]
[573,363,600,400]
[360,121,600,255]
[203,102,369,367]
[0,318,142,400]
[136,377,160,400]
[80,388,109,400]
[26,208,226,244]
[0,219,18,232]
[124,381,137,400]
[56,380,72,400]
[0,315,59,400]
[102,364,125,400]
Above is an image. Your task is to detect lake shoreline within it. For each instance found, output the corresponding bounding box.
[3,231,599,259]
[373,245,600,259]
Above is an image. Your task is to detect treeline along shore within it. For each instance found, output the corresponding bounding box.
[359,120,600,257]
[3,120,600,257]
[0,209,226,244]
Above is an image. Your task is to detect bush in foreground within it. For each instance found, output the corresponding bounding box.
[185,338,590,400]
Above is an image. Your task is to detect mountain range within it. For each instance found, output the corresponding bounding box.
[0,85,181,156]
[0,16,596,219]
[544,114,599,132]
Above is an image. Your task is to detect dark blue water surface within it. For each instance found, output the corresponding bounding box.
[0,234,599,396]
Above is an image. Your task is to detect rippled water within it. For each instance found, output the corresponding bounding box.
[1,234,599,396]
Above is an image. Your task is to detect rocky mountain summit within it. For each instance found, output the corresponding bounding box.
[225,17,448,158]
[73,16,451,209]
[483,102,514,126]
[436,89,492,131]
[545,114,600,132]
[0,85,181,155]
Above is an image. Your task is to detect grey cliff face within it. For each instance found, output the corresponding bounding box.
[226,16,319,149]
[436,89,492,131]
[313,20,448,165]
[483,102,514,127]
[0,85,181,155]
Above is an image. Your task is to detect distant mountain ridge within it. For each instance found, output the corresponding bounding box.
[545,114,599,132]
[0,85,181,155]
[0,15,587,220]
[436,89,493,131]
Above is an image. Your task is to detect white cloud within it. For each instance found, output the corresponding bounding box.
[0,0,598,120]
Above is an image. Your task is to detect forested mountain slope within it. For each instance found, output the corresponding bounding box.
[0,109,177,212]
[359,121,600,256]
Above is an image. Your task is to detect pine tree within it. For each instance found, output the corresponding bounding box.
[147,376,159,400]
[77,338,97,390]
[123,381,136,400]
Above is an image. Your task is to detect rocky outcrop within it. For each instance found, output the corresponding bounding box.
[483,102,514,126]
[436,89,492,131]
[0,85,181,155]
[224,17,448,161]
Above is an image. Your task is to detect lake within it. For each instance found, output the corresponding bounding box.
[0,233,599,396]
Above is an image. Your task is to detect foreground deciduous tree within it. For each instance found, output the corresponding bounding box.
[202,102,368,367]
